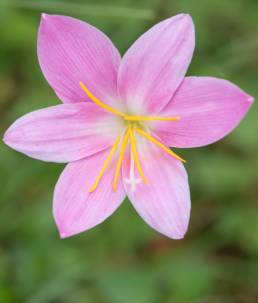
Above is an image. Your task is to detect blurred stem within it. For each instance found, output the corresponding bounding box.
[0,0,155,20]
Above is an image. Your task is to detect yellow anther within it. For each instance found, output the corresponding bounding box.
[112,127,131,191]
[129,128,148,184]
[80,81,126,118]
[124,115,180,122]
[89,134,121,192]
[135,128,186,163]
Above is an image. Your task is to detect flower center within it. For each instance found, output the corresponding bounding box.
[79,81,185,192]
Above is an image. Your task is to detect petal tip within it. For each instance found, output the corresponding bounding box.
[2,132,7,144]
[172,230,187,240]
[181,13,192,18]
[56,224,74,239]
[177,13,193,23]
[168,13,194,27]
[59,230,70,239]
[57,225,87,239]
[242,94,254,112]
[164,224,188,240]
[40,13,59,26]
[41,13,51,22]
[156,226,188,240]
[247,95,255,104]
[2,129,12,147]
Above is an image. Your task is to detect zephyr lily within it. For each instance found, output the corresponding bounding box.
[3,13,253,239]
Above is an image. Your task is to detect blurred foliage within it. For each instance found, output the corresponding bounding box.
[0,0,258,302]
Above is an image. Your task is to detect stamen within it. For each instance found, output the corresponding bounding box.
[112,127,131,191]
[80,81,180,123]
[89,134,121,192]
[135,128,186,163]
[80,81,185,190]
[80,81,126,118]
[129,128,148,184]
[124,115,180,122]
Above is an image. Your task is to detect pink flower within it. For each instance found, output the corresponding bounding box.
[3,13,253,239]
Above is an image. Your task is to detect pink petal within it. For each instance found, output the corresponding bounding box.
[118,14,195,115]
[3,103,123,162]
[153,77,254,147]
[38,14,122,109]
[53,150,126,238]
[122,137,191,239]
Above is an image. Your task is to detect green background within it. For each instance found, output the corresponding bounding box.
[1,0,258,302]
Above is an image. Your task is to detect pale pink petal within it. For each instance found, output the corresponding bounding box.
[38,14,123,109]
[118,14,195,115]
[53,150,126,238]
[122,136,191,239]
[153,77,254,147]
[3,103,123,162]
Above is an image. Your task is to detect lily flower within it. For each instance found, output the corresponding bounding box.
[3,13,253,239]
